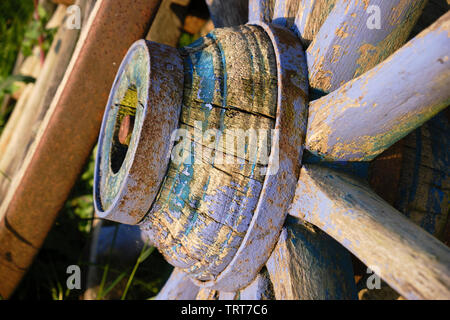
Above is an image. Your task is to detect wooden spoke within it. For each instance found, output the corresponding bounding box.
[218,291,237,300]
[289,164,450,300]
[205,0,248,27]
[294,0,337,47]
[239,270,273,300]
[249,0,275,23]
[266,216,357,300]
[306,0,427,95]
[271,0,301,29]
[196,288,218,300]
[305,11,450,161]
[155,268,199,300]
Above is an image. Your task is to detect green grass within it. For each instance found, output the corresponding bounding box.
[10,147,172,300]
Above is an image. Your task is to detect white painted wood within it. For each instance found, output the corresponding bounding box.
[290,164,450,300]
[156,268,200,300]
[305,11,450,161]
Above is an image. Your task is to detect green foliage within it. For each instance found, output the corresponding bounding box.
[0,1,56,125]
[0,0,34,80]
[21,4,57,58]
[178,32,198,48]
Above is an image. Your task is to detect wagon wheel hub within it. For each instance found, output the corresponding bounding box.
[94,22,308,291]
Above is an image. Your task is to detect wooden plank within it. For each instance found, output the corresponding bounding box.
[205,0,248,27]
[306,0,427,95]
[305,11,450,161]
[290,164,450,300]
[156,268,200,300]
[266,216,357,300]
[239,270,273,300]
[249,0,275,23]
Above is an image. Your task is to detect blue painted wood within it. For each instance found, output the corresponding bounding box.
[188,22,309,292]
[266,216,357,300]
[140,25,278,282]
[290,164,450,300]
[249,0,275,23]
[306,0,427,96]
[305,11,450,161]
[396,111,450,239]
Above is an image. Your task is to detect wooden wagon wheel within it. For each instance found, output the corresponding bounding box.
[93,0,450,300]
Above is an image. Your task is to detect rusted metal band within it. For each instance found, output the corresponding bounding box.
[94,40,183,225]
[192,22,308,291]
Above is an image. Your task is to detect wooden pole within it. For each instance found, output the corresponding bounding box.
[305,11,450,161]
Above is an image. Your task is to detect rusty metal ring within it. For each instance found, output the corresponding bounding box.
[94,40,184,225]
[191,22,309,291]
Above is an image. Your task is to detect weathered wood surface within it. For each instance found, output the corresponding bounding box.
[206,0,248,27]
[140,25,278,282]
[239,269,273,300]
[271,0,301,28]
[271,0,337,48]
[290,164,450,300]
[196,288,218,300]
[156,268,200,300]
[306,0,427,95]
[0,0,161,299]
[395,112,449,241]
[249,0,275,23]
[266,216,356,300]
[294,0,337,47]
[305,12,450,161]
